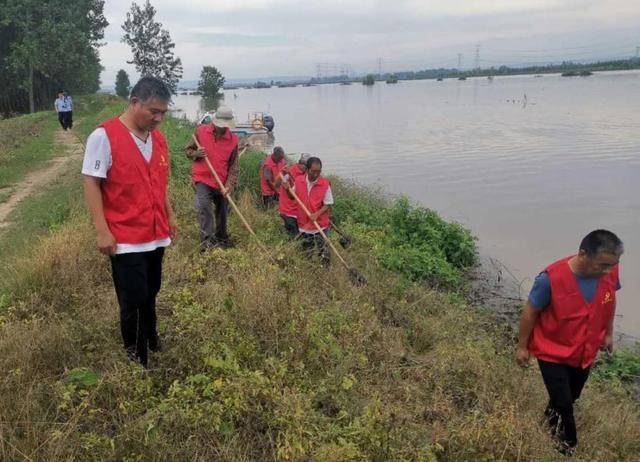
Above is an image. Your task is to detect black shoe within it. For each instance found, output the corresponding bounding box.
[217,236,235,249]
[199,238,218,253]
[555,442,574,457]
[149,336,162,353]
[126,346,137,362]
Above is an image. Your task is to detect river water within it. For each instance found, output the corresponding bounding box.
[172,71,640,338]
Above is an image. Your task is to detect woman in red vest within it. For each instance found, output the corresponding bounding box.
[82,77,177,367]
[516,230,623,454]
[185,107,239,251]
[290,157,333,266]
[260,146,286,208]
[278,153,309,236]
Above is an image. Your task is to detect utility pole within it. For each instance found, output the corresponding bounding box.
[457,53,463,69]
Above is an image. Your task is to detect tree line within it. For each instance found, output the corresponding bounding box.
[0,0,108,116]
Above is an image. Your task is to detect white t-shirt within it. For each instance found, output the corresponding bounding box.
[82,127,171,254]
[292,177,334,234]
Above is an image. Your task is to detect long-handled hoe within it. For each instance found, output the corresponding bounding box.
[278,172,367,285]
[192,135,260,243]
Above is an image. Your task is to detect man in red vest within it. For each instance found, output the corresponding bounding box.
[516,230,623,453]
[82,77,177,367]
[278,153,310,236]
[260,146,286,207]
[185,107,239,251]
[290,156,333,266]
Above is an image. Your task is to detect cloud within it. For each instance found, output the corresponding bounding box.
[98,0,640,85]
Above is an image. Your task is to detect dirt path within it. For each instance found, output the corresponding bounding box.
[0,128,84,228]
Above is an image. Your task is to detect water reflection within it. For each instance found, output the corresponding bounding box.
[172,71,640,336]
[199,95,224,118]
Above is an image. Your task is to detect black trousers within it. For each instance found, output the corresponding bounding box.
[280,214,298,237]
[262,194,278,208]
[538,359,591,447]
[57,112,66,129]
[58,111,73,129]
[110,247,164,366]
[64,111,73,129]
[300,230,330,266]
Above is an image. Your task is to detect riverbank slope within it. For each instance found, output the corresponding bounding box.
[0,95,638,461]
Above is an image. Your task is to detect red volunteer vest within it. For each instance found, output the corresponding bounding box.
[192,124,238,190]
[99,117,170,244]
[278,164,304,217]
[294,174,331,230]
[528,255,619,369]
[260,155,286,196]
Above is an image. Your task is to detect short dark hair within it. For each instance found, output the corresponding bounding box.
[273,146,284,156]
[306,156,322,170]
[579,229,623,257]
[130,76,171,103]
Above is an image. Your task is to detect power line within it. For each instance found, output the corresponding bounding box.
[491,39,640,53]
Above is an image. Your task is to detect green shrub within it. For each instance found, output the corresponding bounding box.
[594,347,640,383]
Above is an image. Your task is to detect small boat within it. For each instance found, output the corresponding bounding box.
[436,77,443,81]
[233,111,275,135]
[458,76,467,81]
[385,75,398,84]
[199,110,275,135]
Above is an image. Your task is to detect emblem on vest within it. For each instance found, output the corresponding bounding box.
[603,291,612,304]
[159,155,168,167]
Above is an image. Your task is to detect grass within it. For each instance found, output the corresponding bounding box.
[0,96,638,461]
[0,111,58,194]
[0,94,120,291]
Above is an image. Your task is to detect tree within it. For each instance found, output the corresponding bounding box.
[0,0,108,114]
[197,66,225,99]
[121,1,183,94]
[115,70,131,99]
[362,74,375,86]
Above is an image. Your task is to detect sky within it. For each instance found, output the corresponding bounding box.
[99,0,640,85]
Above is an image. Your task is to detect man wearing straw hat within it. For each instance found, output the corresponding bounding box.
[185,106,239,251]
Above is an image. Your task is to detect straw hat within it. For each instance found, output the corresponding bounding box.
[299,153,312,164]
[212,106,236,128]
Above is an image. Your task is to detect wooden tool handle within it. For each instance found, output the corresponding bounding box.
[278,172,349,268]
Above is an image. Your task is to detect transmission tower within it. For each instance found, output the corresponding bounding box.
[377,57,382,78]
[457,53,463,69]
[474,44,481,70]
[315,63,330,80]
[636,46,640,58]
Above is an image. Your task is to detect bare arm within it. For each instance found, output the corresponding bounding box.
[225,146,239,192]
[83,176,117,255]
[603,300,616,352]
[309,205,331,223]
[184,132,205,159]
[263,165,278,193]
[165,162,177,240]
[516,301,541,366]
